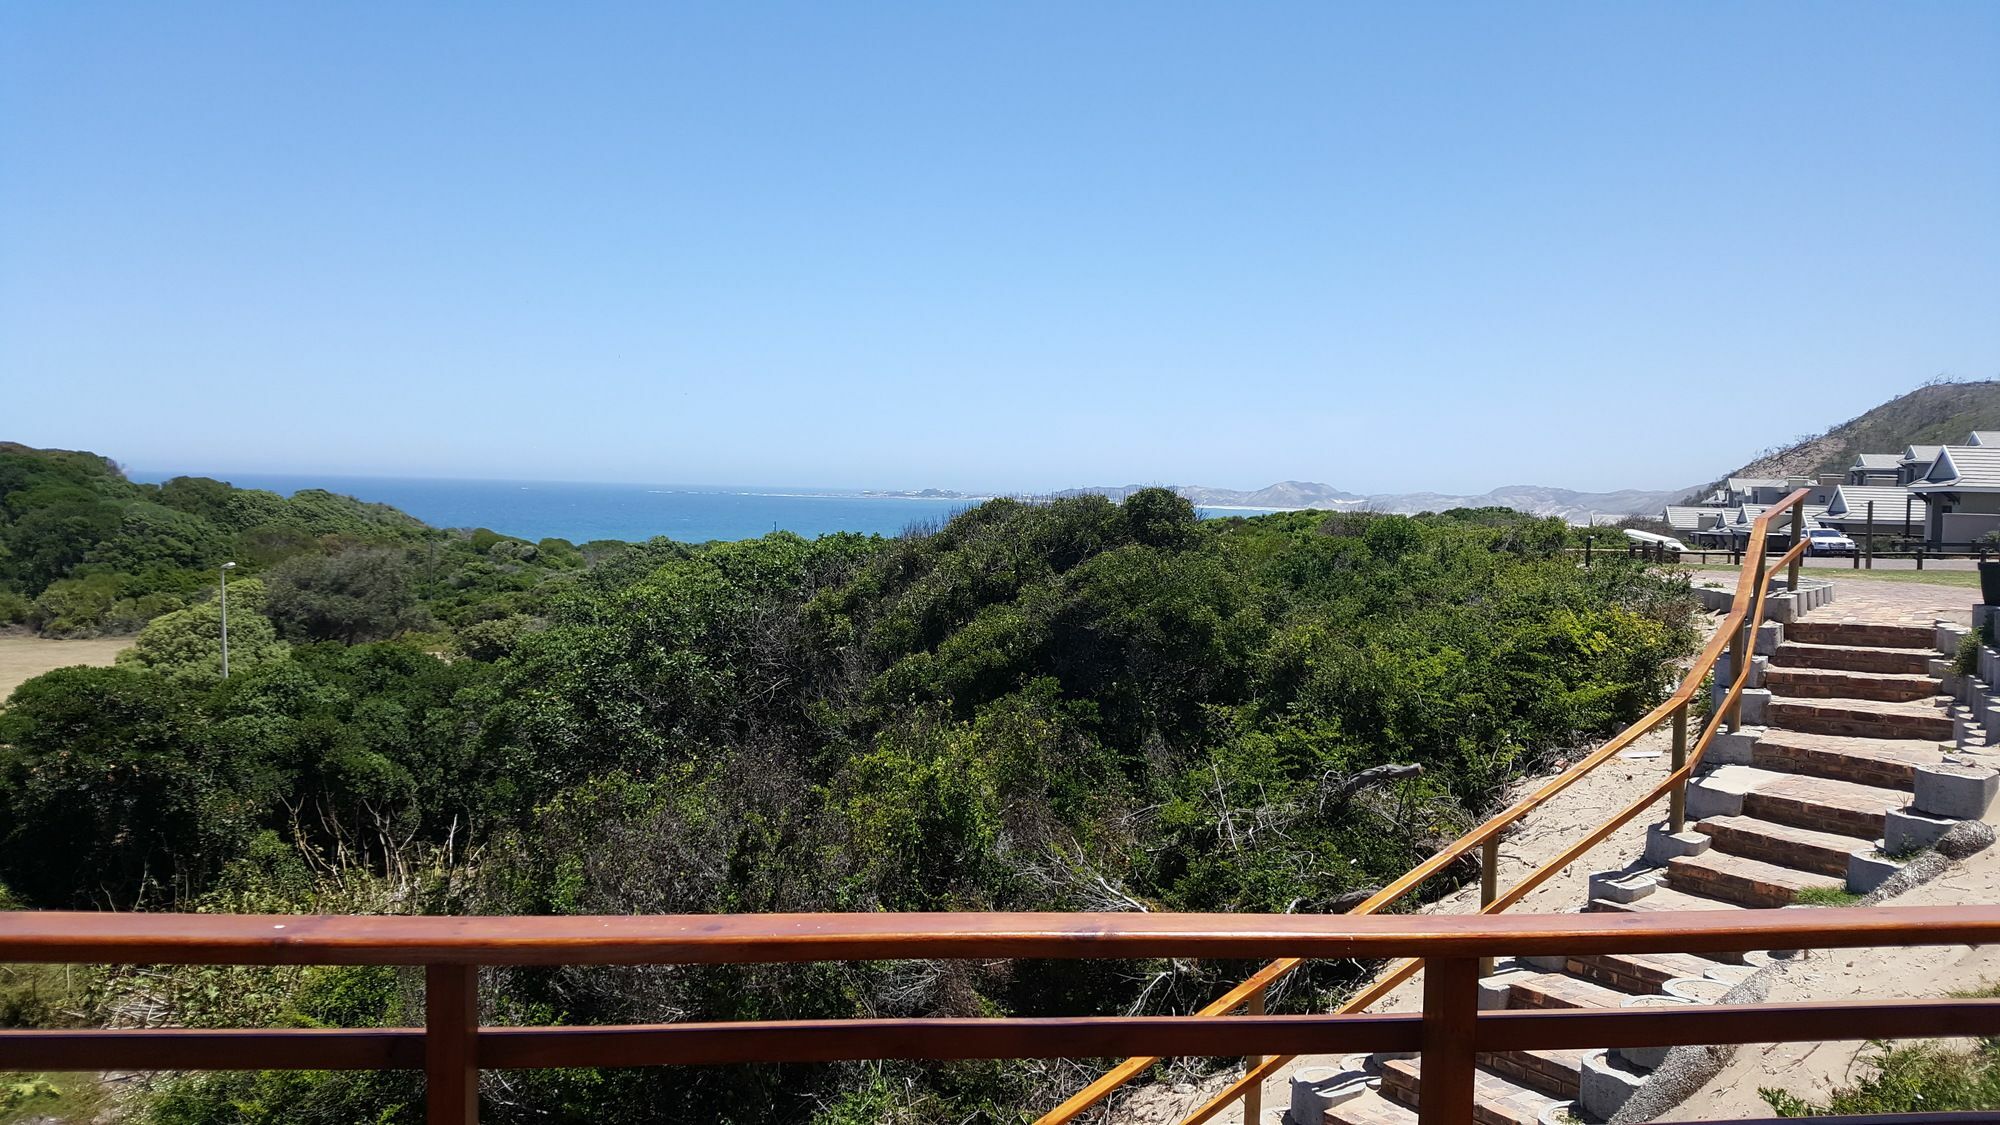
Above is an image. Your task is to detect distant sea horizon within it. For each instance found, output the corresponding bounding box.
[128,470,1281,544]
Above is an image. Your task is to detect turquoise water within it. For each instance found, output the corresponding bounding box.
[131,472,1277,543]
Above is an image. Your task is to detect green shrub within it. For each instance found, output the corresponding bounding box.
[1793,885,1864,906]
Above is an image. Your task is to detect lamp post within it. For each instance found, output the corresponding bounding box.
[220,561,237,678]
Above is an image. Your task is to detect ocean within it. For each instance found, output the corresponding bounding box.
[130,472,1279,544]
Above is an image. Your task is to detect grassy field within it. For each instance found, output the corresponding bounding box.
[0,633,129,700]
[1689,564,1980,589]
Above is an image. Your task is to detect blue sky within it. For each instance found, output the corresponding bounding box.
[3,3,1996,494]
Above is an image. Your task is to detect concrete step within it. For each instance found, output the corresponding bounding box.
[1665,850,1842,907]
[1476,1048,1589,1100]
[1379,1058,1564,1125]
[1763,665,1937,703]
[1554,950,1739,994]
[1589,884,1745,913]
[1751,730,1946,789]
[1742,772,1911,839]
[1771,640,1934,675]
[1507,971,1632,1010]
[1785,620,1938,650]
[1767,695,1951,741]
[1323,1089,1417,1125]
[1697,814,1874,877]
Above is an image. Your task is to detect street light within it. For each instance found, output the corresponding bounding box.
[220,561,237,678]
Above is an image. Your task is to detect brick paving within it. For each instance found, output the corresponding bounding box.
[1743,772,1908,838]
[1695,814,1869,877]
[1765,695,1953,741]
[1665,850,1839,907]
[1750,730,1942,789]
[1770,640,1932,675]
[1799,576,1976,627]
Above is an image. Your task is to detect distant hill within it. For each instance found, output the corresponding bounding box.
[1057,481,1685,523]
[1694,379,2000,497]
[1055,480,1366,509]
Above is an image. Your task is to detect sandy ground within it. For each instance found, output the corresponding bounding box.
[1669,805,2000,1120]
[0,632,130,700]
[1107,576,1983,1125]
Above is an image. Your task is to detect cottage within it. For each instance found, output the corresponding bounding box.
[1908,445,2000,546]
[1820,484,1929,543]
[1846,453,1902,486]
[1722,477,1792,506]
[1899,444,1943,486]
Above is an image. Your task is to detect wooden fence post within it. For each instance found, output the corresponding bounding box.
[1669,702,1689,833]
[1478,835,1500,976]
[1418,957,1480,1125]
[1726,621,1746,733]
[427,965,479,1125]
[1788,496,1804,591]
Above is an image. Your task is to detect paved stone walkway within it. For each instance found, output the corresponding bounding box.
[1803,576,1974,627]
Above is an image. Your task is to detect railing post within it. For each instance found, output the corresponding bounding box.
[1584,534,1593,569]
[1669,701,1689,833]
[1418,956,1480,1125]
[1478,835,1500,976]
[427,964,479,1125]
[1726,617,1747,733]
[1865,501,1875,570]
[1788,496,1805,591]
[1243,985,1265,1124]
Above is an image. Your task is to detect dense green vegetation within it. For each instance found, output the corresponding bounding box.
[0,444,1700,1123]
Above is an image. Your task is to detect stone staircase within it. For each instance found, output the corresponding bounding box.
[1303,612,1999,1125]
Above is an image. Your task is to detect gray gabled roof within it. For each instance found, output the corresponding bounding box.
[1726,477,1787,491]
[1911,445,2000,492]
[1661,505,1725,531]
[1902,444,1944,464]
[1704,502,1830,536]
[1969,432,2000,447]
[1851,453,1902,471]
[1824,485,1929,521]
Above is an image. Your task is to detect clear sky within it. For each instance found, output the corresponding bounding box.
[4,3,1996,494]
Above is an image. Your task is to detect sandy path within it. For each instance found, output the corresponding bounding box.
[0,633,130,701]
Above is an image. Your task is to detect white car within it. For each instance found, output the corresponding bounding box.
[1804,528,1857,557]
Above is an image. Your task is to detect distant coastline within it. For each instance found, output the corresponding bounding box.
[126,471,1279,544]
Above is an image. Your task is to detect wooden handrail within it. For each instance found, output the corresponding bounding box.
[1043,490,1819,1125]
[4,903,2000,1125]
[8,902,2000,963]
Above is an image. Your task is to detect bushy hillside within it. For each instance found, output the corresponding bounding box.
[1698,379,2000,493]
[0,465,1701,1124]
[0,442,613,643]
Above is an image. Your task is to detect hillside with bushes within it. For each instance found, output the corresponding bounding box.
[0,443,1700,1124]
[1695,379,2000,493]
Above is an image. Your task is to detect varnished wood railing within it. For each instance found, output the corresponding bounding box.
[1038,490,1817,1125]
[3,904,1997,1124]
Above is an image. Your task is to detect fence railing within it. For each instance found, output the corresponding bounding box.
[4,905,2000,1124]
[1037,489,1816,1125]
